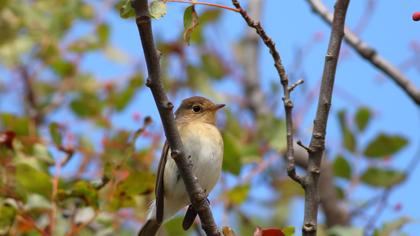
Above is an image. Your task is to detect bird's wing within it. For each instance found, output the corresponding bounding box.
[155,141,169,223]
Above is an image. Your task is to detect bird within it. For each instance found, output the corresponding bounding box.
[138,96,225,236]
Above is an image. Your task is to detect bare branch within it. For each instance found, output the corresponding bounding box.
[293,143,350,227]
[232,0,304,186]
[131,1,220,235]
[306,0,420,105]
[302,0,350,235]
[235,1,349,226]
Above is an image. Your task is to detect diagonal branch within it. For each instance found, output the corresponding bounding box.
[303,0,350,235]
[131,0,220,235]
[306,0,420,105]
[232,0,305,186]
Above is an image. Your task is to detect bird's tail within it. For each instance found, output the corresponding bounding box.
[138,219,161,236]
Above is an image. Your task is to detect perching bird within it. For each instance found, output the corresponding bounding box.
[138,96,225,236]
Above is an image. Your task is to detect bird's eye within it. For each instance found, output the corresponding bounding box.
[192,105,202,113]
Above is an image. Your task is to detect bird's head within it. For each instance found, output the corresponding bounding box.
[175,96,225,124]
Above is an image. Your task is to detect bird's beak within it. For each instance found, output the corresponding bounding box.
[211,104,225,111]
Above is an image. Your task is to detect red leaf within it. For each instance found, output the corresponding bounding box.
[253,227,285,236]
[0,131,16,149]
[413,12,420,21]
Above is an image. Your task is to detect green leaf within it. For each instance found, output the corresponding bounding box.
[0,200,16,235]
[51,59,76,77]
[361,167,406,188]
[374,217,411,236]
[222,133,242,175]
[119,0,135,19]
[149,0,167,19]
[328,226,363,236]
[281,226,295,236]
[363,134,408,158]
[355,107,371,132]
[116,171,155,195]
[164,216,188,236]
[71,181,99,208]
[240,142,260,163]
[25,194,52,211]
[338,110,356,152]
[188,9,221,44]
[49,122,62,146]
[112,75,143,111]
[183,5,199,45]
[226,185,250,204]
[33,144,54,165]
[258,115,286,152]
[1,114,29,136]
[199,9,221,23]
[96,23,110,45]
[333,155,351,179]
[70,92,103,118]
[16,163,52,199]
[201,54,225,79]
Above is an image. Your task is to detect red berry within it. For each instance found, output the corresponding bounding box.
[413,12,420,21]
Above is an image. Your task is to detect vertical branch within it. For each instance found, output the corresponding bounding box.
[303,0,350,235]
[131,0,220,235]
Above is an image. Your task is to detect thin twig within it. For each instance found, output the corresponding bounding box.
[132,0,221,235]
[50,146,74,234]
[363,188,391,236]
[231,0,305,186]
[167,0,239,12]
[306,0,420,105]
[302,0,350,235]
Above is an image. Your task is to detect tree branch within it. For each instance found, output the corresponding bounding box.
[235,1,349,226]
[303,0,350,235]
[306,0,420,105]
[232,0,305,186]
[233,0,350,229]
[131,0,220,235]
[293,143,349,227]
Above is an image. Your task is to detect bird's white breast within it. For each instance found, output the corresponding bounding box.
[163,122,223,201]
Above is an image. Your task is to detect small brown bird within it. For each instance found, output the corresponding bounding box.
[138,96,225,236]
